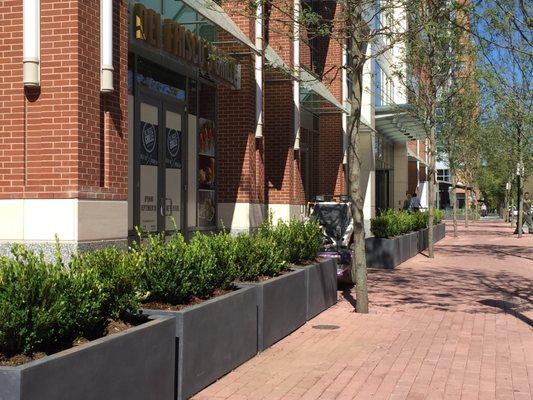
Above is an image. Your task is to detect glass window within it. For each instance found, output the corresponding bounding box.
[197,83,217,227]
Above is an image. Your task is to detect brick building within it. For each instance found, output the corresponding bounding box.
[0,0,425,254]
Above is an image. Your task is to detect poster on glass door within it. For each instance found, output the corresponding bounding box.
[139,108,159,232]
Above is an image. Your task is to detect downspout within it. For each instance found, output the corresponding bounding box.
[23,0,40,87]
[101,0,114,92]
[255,0,264,138]
[342,45,348,165]
[293,0,301,150]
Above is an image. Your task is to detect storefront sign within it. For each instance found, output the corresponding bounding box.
[133,3,240,88]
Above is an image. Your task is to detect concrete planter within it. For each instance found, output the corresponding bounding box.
[365,236,400,269]
[398,234,412,263]
[408,231,419,258]
[418,228,429,252]
[143,285,257,400]
[0,316,176,400]
[295,259,337,320]
[435,223,446,242]
[245,268,307,351]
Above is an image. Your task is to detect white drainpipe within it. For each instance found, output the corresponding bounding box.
[293,0,301,150]
[101,0,114,92]
[342,45,348,165]
[255,0,264,138]
[23,0,40,87]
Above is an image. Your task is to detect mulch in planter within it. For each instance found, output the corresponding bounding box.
[0,316,148,367]
[143,287,237,312]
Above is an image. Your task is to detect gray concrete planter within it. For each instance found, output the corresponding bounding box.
[295,259,337,320]
[245,268,307,351]
[365,236,401,269]
[143,285,258,400]
[418,228,429,252]
[408,231,419,258]
[435,223,446,242]
[0,316,176,400]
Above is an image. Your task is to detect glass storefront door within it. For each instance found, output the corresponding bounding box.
[138,96,185,234]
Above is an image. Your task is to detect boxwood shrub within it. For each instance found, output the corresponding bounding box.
[0,216,322,358]
[0,245,139,358]
[257,216,322,264]
[371,209,444,238]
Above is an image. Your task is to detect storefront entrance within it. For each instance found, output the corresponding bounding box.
[134,93,186,235]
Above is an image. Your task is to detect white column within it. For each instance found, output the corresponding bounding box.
[101,0,114,92]
[255,0,264,138]
[293,0,301,150]
[23,0,40,87]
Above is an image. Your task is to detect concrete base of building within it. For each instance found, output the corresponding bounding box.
[217,202,268,234]
[268,204,306,223]
[0,239,128,263]
[0,199,128,261]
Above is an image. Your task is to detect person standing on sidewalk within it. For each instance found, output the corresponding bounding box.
[409,192,422,212]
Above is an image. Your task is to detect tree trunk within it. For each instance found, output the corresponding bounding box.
[451,171,458,237]
[427,125,436,258]
[465,187,469,227]
[347,14,369,313]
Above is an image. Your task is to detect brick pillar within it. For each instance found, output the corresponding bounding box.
[0,0,129,256]
[217,2,266,233]
[315,0,345,199]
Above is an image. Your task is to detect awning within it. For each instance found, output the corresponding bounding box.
[264,46,345,114]
[407,147,428,166]
[180,0,258,52]
[375,104,426,142]
[300,69,346,113]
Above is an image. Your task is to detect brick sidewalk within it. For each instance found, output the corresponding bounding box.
[194,220,533,400]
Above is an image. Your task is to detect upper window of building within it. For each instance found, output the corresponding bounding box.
[437,169,451,182]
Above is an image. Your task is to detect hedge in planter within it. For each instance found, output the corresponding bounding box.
[0,246,175,400]
[136,231,267,400]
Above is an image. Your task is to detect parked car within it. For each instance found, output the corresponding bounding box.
[308,199,353,284]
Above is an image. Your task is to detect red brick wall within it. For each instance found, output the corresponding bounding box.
[217,4,265,205]
[318,112,345,196]
[0,0,128,201]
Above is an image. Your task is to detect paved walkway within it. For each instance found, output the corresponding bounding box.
[194,220,533,400]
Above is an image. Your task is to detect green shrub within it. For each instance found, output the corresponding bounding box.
[132,232,190,305]
[371,210,431,238]
[185,232,236,298]
[68,247,140,334]
[0,246,72,356]
[257,216,322,264]
[434,209,443,224]
[234,234,287,281]
[0,245,140,357]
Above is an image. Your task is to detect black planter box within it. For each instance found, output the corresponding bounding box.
[143,285,258,400]
[365,236,400,269]
[295,259,337,320]
[245,268,307,351]
[435,223,446,242]
[408,231,419,258]
[0,316,176,400]
[418,228,428,252]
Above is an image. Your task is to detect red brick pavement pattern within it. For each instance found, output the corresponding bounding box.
[193,220,533,400]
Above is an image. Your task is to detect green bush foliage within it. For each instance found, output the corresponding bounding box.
[0,245,139,357]
[233,234,287,281]
[371,209,443,238]
[0,216,321,357]
[257,216,322,264]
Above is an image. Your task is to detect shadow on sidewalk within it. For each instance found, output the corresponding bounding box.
[479,299,533,327]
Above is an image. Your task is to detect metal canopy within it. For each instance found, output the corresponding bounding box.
[300,69,346,114]
[407,147,428,166]
[179,0,258,52]
[264,46,345,114]
[375,104,426,142]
